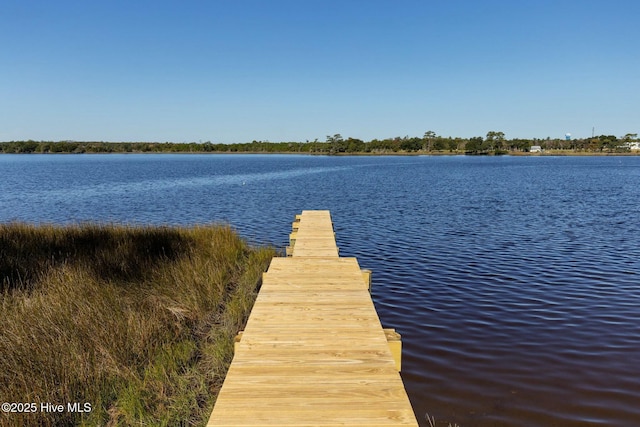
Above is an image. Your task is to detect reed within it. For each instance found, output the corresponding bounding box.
[0,223,275,426]
[425,412,461,427]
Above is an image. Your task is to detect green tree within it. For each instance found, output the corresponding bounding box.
[326,134,346,153]
[400,136,422,151]
[465,137,484,154]
[485,131,506,151]
[597,135,619,151]
[423,131,436,151]
[432,137,447,151]
[345,137,365,152]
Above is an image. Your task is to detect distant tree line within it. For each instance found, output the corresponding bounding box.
[1,132,638,155]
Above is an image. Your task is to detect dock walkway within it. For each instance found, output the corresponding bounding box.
[207,210,418,426]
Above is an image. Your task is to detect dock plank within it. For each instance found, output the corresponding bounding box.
[207,211,418,426]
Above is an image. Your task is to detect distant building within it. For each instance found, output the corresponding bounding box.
[623,141,640,150]
[530,145,542,153]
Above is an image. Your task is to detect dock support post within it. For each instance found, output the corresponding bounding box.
[234,331,243,353]
[384,328,402,372]
[361,269,371,292]
[292,214,301,231]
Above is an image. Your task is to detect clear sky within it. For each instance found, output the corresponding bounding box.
[1,1,638,143]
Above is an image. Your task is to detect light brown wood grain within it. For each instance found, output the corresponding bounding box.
[207,211,417,426]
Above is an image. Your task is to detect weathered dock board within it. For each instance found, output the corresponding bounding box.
[207,210,418,426]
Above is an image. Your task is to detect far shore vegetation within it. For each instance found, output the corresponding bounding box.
[0,223,275,426]
[1,131,639,155]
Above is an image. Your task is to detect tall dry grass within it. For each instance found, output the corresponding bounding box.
[0,223,275,426]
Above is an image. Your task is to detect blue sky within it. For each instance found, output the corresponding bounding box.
[1,1,638,143]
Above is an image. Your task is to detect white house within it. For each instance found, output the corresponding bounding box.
[530,145,542,153]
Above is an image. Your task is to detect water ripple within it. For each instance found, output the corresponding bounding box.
[2,154,640,426]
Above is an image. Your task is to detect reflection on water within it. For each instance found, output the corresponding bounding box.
[17,164,351,200]
[1,154,639,426]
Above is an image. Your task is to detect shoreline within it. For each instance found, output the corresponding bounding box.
[1,150,639,156]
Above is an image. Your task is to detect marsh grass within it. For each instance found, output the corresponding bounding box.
[425,412,461,427]
[0,223,275,426]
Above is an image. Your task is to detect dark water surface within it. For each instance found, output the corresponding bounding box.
[2,154,639,426]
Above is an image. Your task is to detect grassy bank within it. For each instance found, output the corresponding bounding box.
[0,223,275,426]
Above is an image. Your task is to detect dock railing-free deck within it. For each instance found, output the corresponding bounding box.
[207,210,418,426]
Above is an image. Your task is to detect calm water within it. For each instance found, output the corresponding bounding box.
[1,154,639,426]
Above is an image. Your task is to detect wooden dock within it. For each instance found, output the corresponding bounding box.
[207,210,418,426]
